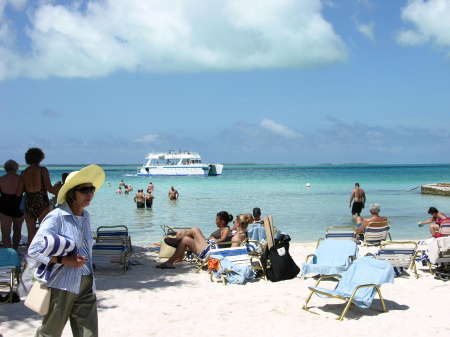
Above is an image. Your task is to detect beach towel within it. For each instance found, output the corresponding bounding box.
[301,239,357,276]
[428,237,450,264]
[211,255,255,285]
[34,234,78,284]
[312,256,395,308]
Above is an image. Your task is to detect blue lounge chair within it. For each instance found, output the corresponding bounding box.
[376,241,419,278]
[362,220,392,246]
[302,256,395,320]
[301,239,357,277]
[0,248,21,303]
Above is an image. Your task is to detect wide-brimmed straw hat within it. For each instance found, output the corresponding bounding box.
[57,164,105,205]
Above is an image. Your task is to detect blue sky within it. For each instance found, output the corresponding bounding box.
[1,0,450,164]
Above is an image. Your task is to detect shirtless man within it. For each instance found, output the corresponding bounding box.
[168,186,179,200]
[134,189,145,208]
[349,183,366,217]
[355,203,387,234]
[147,182,154,194]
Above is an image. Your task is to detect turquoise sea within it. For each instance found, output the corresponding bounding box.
[37,164,450,245]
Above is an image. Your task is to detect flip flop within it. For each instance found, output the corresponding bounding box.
[156,263,175,269]
[164,237,180,248]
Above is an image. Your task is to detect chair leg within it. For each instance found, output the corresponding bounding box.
[302,289,314,310]
[338,300,352,321]
[375,286,387,312]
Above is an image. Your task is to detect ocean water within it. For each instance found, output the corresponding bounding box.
[36,164,450,244]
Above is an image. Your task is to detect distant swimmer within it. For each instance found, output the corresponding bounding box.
[116,187,123,194]
[349,182,366,217]
[124,184,129,195]
[134,189,145,208]
[168,186,179,200]
[118,179,125,188]
[147,182,154,194]
[145,192,154,208]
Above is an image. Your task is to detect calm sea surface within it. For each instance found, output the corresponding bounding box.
[40,164,450,244]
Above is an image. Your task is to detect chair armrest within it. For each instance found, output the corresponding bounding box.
[305,254,316,263]
[349,283,380,299]
[314,274,342,287]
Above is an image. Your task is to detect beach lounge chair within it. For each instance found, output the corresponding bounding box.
[439,223,450,236]
[0,248,21,303]
[375,241,419,278]
[208,245,260,285]
[302,256,395,320]
[362,219,392,246]
[427,237,450,277]
[301,239,357,278]
[316,225,357,247]
[93,226,131,273]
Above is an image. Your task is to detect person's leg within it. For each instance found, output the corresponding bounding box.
[35,287,76,337]
[12,216,24,249]
[430,224,440,235]
[69,276,98,337]
[0,213,12,248]
[25,214,37,245]
[164,235,208,265]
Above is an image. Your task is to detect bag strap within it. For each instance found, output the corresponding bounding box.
[264,216,275,250]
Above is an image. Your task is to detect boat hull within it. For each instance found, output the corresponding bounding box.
[137,164,223,176]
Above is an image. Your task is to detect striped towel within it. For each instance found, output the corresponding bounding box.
[35,234,78,284]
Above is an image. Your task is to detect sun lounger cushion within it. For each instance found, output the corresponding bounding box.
[312,256,394,308]
[301,239,357,276]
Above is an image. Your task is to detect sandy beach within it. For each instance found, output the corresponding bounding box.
[1,241,449,337]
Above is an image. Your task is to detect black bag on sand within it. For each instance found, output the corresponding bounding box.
[262,235,300,282]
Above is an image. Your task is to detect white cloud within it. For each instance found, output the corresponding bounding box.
[0,0,347,80]
[260,118,303,139]
[356,21,374,40]
[396,0,450,48]
[134,134,160,144]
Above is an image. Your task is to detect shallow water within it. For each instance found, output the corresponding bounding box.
[36,164,450,244]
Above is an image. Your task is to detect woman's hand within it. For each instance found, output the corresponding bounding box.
[62,254,87,268]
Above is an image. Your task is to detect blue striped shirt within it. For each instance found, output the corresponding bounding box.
[28,204,95,294]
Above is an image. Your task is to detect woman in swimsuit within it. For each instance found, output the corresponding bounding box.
[231,214,253,245]
[0,160,24,249]
[16,148,60,244]
[419,207,450,236]
[157,211,234,269]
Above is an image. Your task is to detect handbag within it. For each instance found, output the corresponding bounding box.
[159,236,176,259]
[24,282,51,315]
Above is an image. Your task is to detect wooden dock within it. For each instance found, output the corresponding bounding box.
[421,183,450,196]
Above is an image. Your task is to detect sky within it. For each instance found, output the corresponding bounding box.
[1,0,450,165]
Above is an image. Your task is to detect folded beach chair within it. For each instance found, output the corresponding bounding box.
[93,226,131,273]
[0,248,21,303]
[375,241,419,278]
[301,239,357,278]
[362,220,392,246]
[302,256,395,320]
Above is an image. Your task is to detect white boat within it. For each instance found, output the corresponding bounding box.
[137,151,224,176]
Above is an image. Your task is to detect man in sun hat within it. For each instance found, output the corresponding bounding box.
[28,164,105,337]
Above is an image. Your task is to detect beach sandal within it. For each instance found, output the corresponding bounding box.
[156,263,175,269]
[164,237,180,248]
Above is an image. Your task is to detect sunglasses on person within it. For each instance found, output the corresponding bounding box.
[74,186,96,194]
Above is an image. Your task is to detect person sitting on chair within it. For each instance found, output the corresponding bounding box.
[157,211,235,269]
[355,203,387,235]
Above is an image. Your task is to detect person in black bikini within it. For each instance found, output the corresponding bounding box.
[157,211,234,269]
[0,160,24,249]
[16,148,60,244]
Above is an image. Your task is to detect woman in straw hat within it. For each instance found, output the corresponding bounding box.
[28,164,105,337]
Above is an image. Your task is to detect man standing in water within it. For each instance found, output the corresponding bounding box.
[349,183,366,217]
[168,186,179,200]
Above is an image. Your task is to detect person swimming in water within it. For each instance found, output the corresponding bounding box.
[168,186,179,200]
[134,189,145,208]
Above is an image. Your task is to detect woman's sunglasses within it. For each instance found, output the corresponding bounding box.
[74,186,96,194]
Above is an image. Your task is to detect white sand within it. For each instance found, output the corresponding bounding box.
[1,242,450,337]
